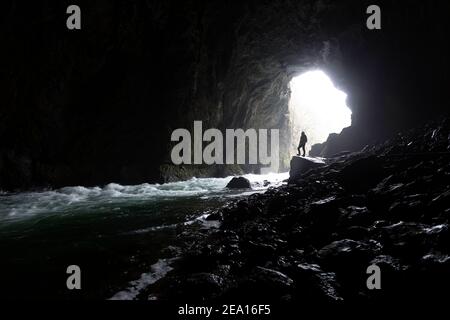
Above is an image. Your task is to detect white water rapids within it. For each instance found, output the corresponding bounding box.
[0,172,288,223]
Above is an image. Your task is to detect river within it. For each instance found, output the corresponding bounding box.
[0,172,288,300]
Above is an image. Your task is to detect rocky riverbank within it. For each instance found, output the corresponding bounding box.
[147,118,450,306]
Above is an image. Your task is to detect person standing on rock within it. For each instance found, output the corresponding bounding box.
[297,131,308,157]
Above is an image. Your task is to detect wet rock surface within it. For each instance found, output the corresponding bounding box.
[148,119,450,306]
[289,156,326,181]
[226,177,252,189]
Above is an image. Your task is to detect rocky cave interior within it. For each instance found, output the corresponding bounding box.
[1,0,449,191]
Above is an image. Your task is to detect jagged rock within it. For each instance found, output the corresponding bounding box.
[290,263,343,303]
[388,200,424,221]
[370,255,408,272]
[431,190,450,212]
[289,156,326,182]
[318,239,381,270]
[221,200,263,228]
[205,211,223,221]
[250,266,294,294]
[301,196,343,246]
[156,118,450,305]
[182,273,224,300]
[421,253,450,268]
[221,266,294,302]
[372,221,450,258]
[416,253,450,303]
[244,241,277,263]
[339,226,370,241]
[226,177,251,189]
[337,156,385,192]
[339,206,373,227]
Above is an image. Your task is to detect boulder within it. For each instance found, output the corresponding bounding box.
[226,176,251,189]
[337,155,385,192]
[318,239,381,271]
[222,266,294,301]
[291,263,343,303]
[250,266,294,293]
[183,273,224,299]
[289,156,326,181]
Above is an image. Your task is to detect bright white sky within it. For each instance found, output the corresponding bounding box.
[289,70,352,154]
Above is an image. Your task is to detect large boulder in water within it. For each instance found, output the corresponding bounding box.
[289,156,326,181]
[226,176,251,189]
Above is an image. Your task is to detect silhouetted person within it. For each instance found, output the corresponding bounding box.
[297,131,307,157]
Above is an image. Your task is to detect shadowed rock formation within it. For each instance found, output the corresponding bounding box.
[289,156,326,181]
[226,176,252,189]
[147,118,450,306]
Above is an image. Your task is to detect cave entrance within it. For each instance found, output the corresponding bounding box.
[288,70,352,156]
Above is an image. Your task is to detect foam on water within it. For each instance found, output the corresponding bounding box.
[0,172,289,299]
[109,258,177,300]
[0,172,288,222]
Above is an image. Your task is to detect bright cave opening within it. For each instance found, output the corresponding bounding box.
[288,70,352,156]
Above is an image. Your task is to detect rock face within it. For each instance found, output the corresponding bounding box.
[151,118,450,306]
[226,177,251,189]
[337,156,384,192]
[289,156,326,181]
[1,1,450,190]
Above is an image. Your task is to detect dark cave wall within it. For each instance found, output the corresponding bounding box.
[1,0,449,190]
[314,0,450,156]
